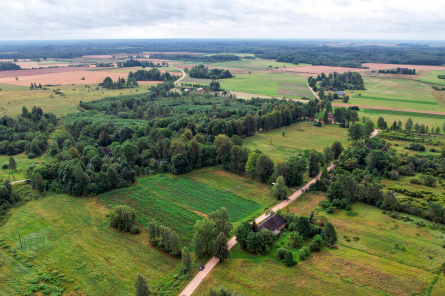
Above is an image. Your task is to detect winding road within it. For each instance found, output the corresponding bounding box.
[179,128,380,296]
[174,67,186,85]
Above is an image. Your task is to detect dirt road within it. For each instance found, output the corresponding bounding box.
[179,129,380,296]
[174,67,186,85]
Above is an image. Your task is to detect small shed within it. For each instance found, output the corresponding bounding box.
[258,214,286,236]
[102,147,112,156]
[337,91,345,96]
[381,146,388,152]
[365,143,372,150]
[328,113,334,120]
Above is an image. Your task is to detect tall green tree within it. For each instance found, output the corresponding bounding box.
[213,232,230,262]
[193,218,217,258]
[284,251,294,267]
[8,157,16,179]
[308,150,320,177]
[135,274,151,296]
[324,223,337,244]
[295,216,311,238]
[208,207,232,237]
[234,221,251,250]
[273,176,288,200]
[182,247,192,271]
[331,141,343,159]
[348,123,364,141]
[255,154,274,183]
[245,152,260,178]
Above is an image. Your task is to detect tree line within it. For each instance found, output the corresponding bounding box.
[378,68,416,75]
[0,62,21,71]
[188,65,232,79]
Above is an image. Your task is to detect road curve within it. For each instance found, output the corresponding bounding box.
[174,67,186,85]
[179,129,380,296]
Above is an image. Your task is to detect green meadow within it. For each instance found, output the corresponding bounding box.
[243,122,349,162]
[418,70,445,86]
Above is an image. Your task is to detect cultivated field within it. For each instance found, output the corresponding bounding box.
[243,122,349,162]
[418,70,445,86]
[195,192,445,296]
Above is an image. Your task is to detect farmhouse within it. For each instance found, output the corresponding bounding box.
[337,91,345,95]
[257,214,286,236]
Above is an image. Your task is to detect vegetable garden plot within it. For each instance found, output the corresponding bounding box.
[140,175,261,221]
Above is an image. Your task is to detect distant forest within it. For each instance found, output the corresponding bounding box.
[0,61,21,71]
[150,54,240,63]
[0,40,444,67]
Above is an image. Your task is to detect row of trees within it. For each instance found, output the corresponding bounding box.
[102,76,138,89]
[378,68,416,75]
[128,69,179,82]
[377,117,443,135]
[311,72,365,91]
[0,61,21,71]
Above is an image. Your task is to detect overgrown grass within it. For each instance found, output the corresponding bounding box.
[418,70,445,86]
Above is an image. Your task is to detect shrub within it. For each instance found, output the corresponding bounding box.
[287,232,303,248]
[310,235,324,252]
[410,178,421,185]
[319,200,331,209]
[27,153,36,159]
[1,163,7,169]
[326,207,334,214]
[130,225,141,234]
[346,211,357,216]
[298,246,311,261]
[284,251,295,267]
[110,205,137,233]
[276,248,287,260]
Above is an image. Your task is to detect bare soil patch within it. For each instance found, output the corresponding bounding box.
[0,67,102,79]
[362,63,445,71]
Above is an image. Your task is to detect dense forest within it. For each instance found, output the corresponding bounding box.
[0,61,21,71]
[128,69,180,82]
[0,40,444,67]
[378,68,416,74]
[189,65,232,79]
[150,54,240,63]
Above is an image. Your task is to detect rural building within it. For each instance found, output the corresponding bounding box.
[365,143,372,150]
[102,147,112,156]
[257,214,286,236]
[381,146,388,152]
[337,91,345,95]
[306,117,315,122]
[184,88,190,92]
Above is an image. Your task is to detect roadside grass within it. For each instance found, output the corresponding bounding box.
[418,70,445,86]
[431,277,445,296]
[243,122,349,162]
[196,191,444,296]
[0,192,185,296]
[0,84,149,117]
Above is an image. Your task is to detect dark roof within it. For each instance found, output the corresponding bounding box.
[328,113,334,119]
[365,143,372,150]
[381,146,388,152]
[257,214,286,232]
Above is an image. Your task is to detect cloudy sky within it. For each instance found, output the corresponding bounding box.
[0,0,444,40]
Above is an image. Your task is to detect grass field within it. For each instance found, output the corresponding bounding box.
[347,77,445,112]
[418,70,445,86]
[196,192,445,296]
[0,191,187,296]
[357,108,445,129]
[99,170,275,243]
[0,84,149,117]
[243,122,349,162]
[183,72,314,98]
[0,152,44,181]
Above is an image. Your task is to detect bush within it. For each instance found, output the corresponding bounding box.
[287,232,303,248]
[298,246,311,261]
[27,153,36,159]
[326,207,334,214]
[309,235,324,252]
[284,251,295,267]
[410,178,421,185]
[130,225,141,234]
[276,248,287,260]
[1,163,8,169]
[319,200,331,209]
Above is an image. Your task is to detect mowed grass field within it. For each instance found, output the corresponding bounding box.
[243,122,349,162]
[183,72,313,98]
[196,192,445,296]
[0,190,184,296]
[0,152,44,181]
[0,84,149,117]
[99,169,276,243]
[347,76,445,112]
[418,70,445,86]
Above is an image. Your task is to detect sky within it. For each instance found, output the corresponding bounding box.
[0,0,444,40]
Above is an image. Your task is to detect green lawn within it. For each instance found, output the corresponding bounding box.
[418,70,445,86]
[171,58,309,71]
[195,192,444,296]
[0,152,44,181]
[243,122,349,162]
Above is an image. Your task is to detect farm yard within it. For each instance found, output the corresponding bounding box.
[195,192,445,296]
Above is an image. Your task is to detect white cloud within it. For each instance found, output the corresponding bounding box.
[0,0,444,40]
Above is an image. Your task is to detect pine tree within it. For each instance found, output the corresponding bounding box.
[273,176,288,200]
[182,247,192,271]
[320,164,328,180]
[170,232,181,257]
[308,150,320,177]
[213,232,230,262]
[30,83,34,90]
[135,274,151,296]
[8,157,16,179]
[284,251,294,267]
